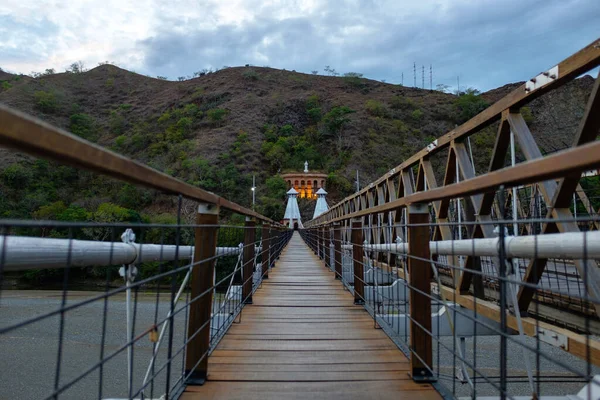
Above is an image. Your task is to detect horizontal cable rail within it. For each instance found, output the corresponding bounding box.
[0,219,292,400]
[0,99,292,399]
[339,230,600,259]
[301,218,600,399]
[0,233,264,270]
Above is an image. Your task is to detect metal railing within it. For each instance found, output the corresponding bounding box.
[302,38,600,399]
[0,105,292,400]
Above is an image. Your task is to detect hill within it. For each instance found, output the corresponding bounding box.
[0,65,595,224]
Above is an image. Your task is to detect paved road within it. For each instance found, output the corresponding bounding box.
[0,290,196,400]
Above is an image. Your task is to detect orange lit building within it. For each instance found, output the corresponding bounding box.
[281,163,327,200]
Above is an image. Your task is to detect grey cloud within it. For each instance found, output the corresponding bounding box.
[135,0,599,90]
[0,15,60,65]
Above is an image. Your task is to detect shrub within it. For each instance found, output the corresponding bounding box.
[306,94,320,109]
[2,164,33,187]
[117,184,152,209]
[389,95,415,111]
[207,108,228,125]
[265,176,288,199]
[69,113,96,140]
[321,106,355,152]
[307,107,322,123]
[454,88,489,123]
[67,61,86,73]
[84,202,141,241]
[58,205,88,222]
[114,135,127,148]
[365,100,388,118]
[176,117,193,134]
[33,201,67,220]
[1,81,12,91]
[109,110,126,134]
[520,106,534,123]
[243,68,260,81]
[130,133,148,151]
[392,119,409,134]
[34,91,58,113]
[411,109,423,120]
[279,124,294,136]
[342,72,365,89]
[183,103,200,118]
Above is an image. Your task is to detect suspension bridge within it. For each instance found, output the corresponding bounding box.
[0,38,600,399]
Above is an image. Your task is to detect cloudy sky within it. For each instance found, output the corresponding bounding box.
[1,0,598,91]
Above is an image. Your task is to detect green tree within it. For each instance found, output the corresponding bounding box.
[265,176,288,199]
[455,88,489,124]
[323,106,355,151]
[69,113,96,140]
[2,164,33,187]
[207,108,227,126]
[33,201,67,220]
[34,91,58,113]
[84,203,141,241]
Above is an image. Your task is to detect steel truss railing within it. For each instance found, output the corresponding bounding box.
[302,37,600,399]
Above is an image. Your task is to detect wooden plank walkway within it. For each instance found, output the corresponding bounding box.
[182,232,441,400]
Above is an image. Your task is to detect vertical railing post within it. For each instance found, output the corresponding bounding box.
[273,227,281,261]
[242,217,256,304]
[261,224,270,279]
[407,203,434,382]
[334,222,342,280]
[185,203,219,385]
[321,226,327,262]
[351,219,365,305]
[316,227,321,257]
[324,225,331,270]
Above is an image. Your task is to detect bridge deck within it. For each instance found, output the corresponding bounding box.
[182,232,440,399]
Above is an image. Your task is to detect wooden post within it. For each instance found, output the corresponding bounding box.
[351,219,365,305]
[242,218,255,304]
[185,203,219,385]
[261,224,270,279]
[334,223,342,280]
[407,203,434,382]
[324,225,331,270]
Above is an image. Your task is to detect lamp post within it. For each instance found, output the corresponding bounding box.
[251,174,256,210]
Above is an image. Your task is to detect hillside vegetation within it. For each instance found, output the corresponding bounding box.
[0,65,596,229]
